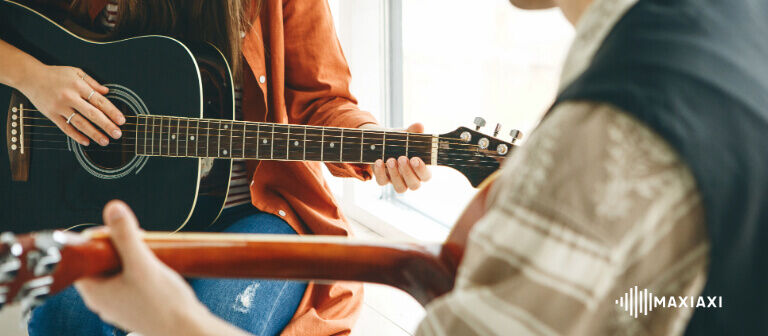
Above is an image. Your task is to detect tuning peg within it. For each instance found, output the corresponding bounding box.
[473,117,486,131]
[493,123,501,137]
[509,129,523,144]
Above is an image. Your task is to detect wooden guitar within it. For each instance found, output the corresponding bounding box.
[0,0,519,233]
[0,179,494,319]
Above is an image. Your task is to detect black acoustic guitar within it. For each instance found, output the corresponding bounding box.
[0,0,519,233]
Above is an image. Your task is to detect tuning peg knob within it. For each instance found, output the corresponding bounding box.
[493,123,501,137]
[509,129,523,144]
[473,117,486,131]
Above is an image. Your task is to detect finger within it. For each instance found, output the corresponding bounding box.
[405,122,424,133]
[386,158,407,193]
[102,200,154,268]
[73,97,122,139]
[373,159,389,186]
[52,113,90,146]
[79,82,125,126]
[69,113,109,146]
[411,157,432,182]
[397,156,421,190]
[81,73,109,95]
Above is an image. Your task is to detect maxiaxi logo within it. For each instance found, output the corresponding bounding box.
[615,286,722,318]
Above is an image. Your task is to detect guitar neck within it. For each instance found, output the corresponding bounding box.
[52,232,454,306]
[131,115,438,165]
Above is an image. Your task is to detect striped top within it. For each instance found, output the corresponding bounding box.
[99,1,251,208]
[415,0,709,335]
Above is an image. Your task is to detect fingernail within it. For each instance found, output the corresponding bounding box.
[375,160,383,167]
[118,116,125,125]
[112,129,122,139]
[398,156,408,165]
[107,203,128,222]
[80,140,89,146]
[411,157,420,167]
[99,138,109,146]
[387,158,396,168]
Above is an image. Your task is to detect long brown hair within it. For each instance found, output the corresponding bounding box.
[72,0,259,75]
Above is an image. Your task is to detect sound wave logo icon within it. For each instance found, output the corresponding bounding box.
[615,286,657,318]
[615,286,723,319]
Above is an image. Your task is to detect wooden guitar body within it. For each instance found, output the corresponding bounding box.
[0,0,235,233]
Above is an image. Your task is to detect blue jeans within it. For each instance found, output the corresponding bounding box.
[28,205,308,336]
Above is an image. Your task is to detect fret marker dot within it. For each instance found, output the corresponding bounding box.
[171,135,176,140]
[223,125,229,129]
[263,139,268,144]
[330,142,335,148]
[190,136,195,141]
[370,145,376,150]
[294,141,299,146]
[222,150,228,155]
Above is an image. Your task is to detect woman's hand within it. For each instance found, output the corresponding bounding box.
[75,201,251,336]
[19,65,124,146]
[361,123,433,193]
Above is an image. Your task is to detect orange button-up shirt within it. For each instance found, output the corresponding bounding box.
[77,0,376,334]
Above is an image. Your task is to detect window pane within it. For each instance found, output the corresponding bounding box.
[398,0,574,226]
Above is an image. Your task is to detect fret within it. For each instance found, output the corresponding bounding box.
[359,130,364,162]
[184,118,190,157]
[322,128,342,162]
[135,115,143,155]
[271,124,291,160]
[288,125,305,161]
[381,132,386,160]
[405,133,409,157]
[385,132,409,160]
[229,121,235,159]
[408,134,435,165]
[362,131,384,163]
[270,124,275,159]
[174,118,181,156]
[241,121,247,159]
[166,117,171,156]
[304,127,324,162]
[321,128,325,161]
[286,125,291,159]
[158,117,164,156]
[202,120,212,158]
[256,123,272,160]
[192,119,200,157]
[303,127,307,161]
[339,129,344,162]
[342,129,363,163]
[213,120,228,158]
[151,116,158,155]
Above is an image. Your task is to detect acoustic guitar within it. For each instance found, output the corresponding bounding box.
[0,177,495,321]
[0,0,520,233]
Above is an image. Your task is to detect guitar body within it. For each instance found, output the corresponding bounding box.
[0,1,235,233]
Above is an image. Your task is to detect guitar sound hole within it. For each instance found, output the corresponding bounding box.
[82,99,136,170]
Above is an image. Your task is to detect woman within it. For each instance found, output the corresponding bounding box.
[0,0,431,335]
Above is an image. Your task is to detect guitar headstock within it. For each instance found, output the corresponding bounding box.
[0,231,101,321]
[436,118,522,187]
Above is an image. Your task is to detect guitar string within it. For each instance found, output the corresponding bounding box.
[20,125,509,158]
[18,144,502,169]
[19,119,484,151]
[21,136,507,165]
[19,111,511,149]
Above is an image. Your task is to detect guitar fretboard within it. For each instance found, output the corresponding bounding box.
[133,115,437,165]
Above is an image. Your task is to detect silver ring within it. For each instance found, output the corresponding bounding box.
[87,90,95,100]
[80,74,86,81]
[66,112,77,124]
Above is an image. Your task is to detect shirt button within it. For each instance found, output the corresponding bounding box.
[278,210,286,217]
[259,75,266,84]
[240,31,246,38]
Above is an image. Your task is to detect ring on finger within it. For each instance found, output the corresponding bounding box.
[80,73,86,81]
[87,89,95,101]
[66,112,77,124]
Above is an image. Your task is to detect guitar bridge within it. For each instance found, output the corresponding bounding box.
[6,90,30,181]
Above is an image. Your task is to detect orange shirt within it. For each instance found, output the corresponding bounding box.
[78,0,376,334]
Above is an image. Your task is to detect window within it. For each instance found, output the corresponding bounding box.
[329,0,574,239]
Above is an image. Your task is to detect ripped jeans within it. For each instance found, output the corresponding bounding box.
[27,204,308,336]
